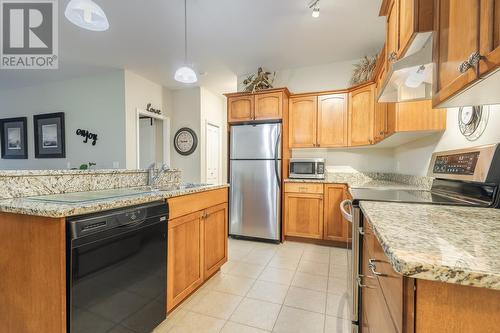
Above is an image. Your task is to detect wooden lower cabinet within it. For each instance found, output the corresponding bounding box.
[284,183,351,244]
[284,192,323,239]
[324,184,350,242]
[362,217,500,332]
[166,188,229,312]
[167,211,204,312]
[203,203,228,278]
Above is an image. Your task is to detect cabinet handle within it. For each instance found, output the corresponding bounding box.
[387,51,397,63]
[368,259,387,277]
[459,52,484,73]
[379,131,384,136]
[358,227,365,235]
[357,275,375,289]
[298,187,308,192]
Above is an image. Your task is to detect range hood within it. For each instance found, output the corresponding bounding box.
[378,33,433,103]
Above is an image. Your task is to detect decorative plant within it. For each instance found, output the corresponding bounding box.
[243,67,276,93]
[350,55,378,86]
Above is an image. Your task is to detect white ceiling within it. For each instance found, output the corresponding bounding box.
[0,0,385,93]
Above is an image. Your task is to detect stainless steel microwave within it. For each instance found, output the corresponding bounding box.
[289,158,325,179]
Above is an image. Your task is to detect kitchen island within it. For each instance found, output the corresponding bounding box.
[0,170,229,333]
[359,201,500,333]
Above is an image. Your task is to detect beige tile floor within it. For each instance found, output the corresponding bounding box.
[154,238,352,333]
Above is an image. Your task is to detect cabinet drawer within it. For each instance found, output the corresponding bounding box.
[168,188,228,219]
[284,183,324,194]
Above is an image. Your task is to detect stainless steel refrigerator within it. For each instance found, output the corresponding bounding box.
[229,123,281,242]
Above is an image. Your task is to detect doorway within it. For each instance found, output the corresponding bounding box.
[205,122,220,184]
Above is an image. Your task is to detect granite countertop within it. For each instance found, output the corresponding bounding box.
[0,184,229,218]
[360,201,500,290]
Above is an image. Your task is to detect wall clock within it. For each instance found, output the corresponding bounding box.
[458,105,489,141]
[174,127,198,155]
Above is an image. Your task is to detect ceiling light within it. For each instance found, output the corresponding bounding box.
[65,0,109,31]
[175,66,198,84]
[309,0,320,18]
[175,0,198,84]
[405,65,426,88]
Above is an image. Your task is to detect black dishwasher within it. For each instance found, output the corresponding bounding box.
[67,201,168,333]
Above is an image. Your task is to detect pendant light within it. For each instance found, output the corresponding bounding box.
[65,0,109,31]
[175,0,198,83]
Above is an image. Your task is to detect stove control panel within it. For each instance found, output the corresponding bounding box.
[432,152,480,175]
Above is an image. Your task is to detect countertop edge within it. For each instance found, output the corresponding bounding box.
[360,202,500,291]
[0,184,229,219]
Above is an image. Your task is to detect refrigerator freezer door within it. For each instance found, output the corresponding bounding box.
[230,123,281,160]
[230,160,281,240]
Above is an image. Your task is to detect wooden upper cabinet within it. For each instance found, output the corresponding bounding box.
[323,184,349,243]
[317,94,348,147]
[433,0,481,106]
[479,0,500,76]
[228,95,254,122]
[226,89,289,123]
[349,84,375,147]
[254,92,283,120]
[385,0,400,71]
[289,96,318,148]
[399,0,414,54]
[203,203,228,278]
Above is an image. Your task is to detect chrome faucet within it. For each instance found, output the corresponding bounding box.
[147,163,169,188]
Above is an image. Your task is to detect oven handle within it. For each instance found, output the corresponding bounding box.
[340,199,353,223]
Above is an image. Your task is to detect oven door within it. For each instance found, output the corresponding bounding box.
[69,220,167,333]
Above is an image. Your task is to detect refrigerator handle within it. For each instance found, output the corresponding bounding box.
[274,131,281,187]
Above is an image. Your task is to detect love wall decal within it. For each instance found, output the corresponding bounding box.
[76,129,98,146]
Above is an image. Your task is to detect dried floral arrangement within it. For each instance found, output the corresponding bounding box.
[243,67,276,92]
[350,55,378,86]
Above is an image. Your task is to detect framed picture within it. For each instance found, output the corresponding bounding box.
[34,112,66,158]
[0,117,28,159]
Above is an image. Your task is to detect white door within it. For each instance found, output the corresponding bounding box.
[206,123,220,184]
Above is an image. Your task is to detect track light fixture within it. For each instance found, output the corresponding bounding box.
[309,0,320,18]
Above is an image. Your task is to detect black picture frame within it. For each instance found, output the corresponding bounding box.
[174,127,198,156]
[0,117,28,159]
[34,112,66,159]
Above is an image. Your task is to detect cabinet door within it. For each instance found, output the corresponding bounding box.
[374,101,388,143]
[433,0,481,106]
[284,193,323,239]
[289,96,318,148]
[323,185,349,242]
[254,92,283,120]
[386,0,400,72]
[203,203,228,278]
[349,84,375,146]
[167,211,204,312]
[228,95,254,122]
[317,94,348,147]
[479,0,500,76]
[361,235,398,333]
[399,0,414,55]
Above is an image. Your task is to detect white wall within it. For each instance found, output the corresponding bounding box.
[200,87,228,183]
[292,148,396,173]
[394,105,500,176]
[0,71,126,170]
[124,70,172,169]
[237,59,361,93]
[170,87,202,183]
